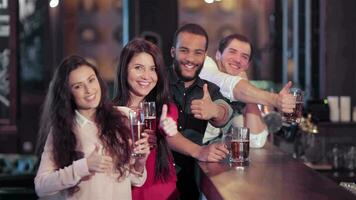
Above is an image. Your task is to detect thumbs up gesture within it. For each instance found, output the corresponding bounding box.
[86,144,113,173]
[191,84,219,120]
[277,81,296,113]
[159,104,178,137]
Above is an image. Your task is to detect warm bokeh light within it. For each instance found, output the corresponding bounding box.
[49,0,59,8]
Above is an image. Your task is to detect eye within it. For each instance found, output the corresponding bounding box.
[179,49,188,54]
[73,84,82,90]
[134,65,144,71]
[242,55,250,62]
[150,66,156,71]
[89,77,96,83]
[195,51,204,56]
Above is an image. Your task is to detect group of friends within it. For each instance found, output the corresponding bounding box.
[34,23,296,200]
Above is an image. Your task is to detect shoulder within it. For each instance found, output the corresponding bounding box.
[201,79,221,92]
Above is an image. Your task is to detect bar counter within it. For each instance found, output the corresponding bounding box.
[198,143,356,200]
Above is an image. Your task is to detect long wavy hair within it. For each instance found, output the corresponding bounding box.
[37,55,131,183]
[113,38,172,181]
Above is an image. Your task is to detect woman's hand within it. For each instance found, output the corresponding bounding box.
[86,144,113,173]
[114,106,132,118]
[159,104,178,136]
[133,132,150,166]
[144,129,157,149]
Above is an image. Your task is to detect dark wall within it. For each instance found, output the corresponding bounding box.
[128,0,178,66]
[323,0,356,107]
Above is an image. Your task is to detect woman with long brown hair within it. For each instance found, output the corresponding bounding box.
[35,55,149,199]
[114,38,179,200]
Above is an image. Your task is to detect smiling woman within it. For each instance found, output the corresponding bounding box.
[68,65,101,120]
[35,55,150,200]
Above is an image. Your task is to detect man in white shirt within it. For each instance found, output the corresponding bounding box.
[200,41,295,114]
[202,34,286,147]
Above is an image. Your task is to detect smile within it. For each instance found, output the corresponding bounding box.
[84,94,96,101]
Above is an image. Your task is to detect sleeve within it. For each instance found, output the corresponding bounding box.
[200,56,242,101]
[130,167,147,187]
[202,122,221,144]
[34,133,91,197]
[250,129,269,148]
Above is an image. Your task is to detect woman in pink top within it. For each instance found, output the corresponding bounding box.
[35,55,150,200]
[114,39,179,200]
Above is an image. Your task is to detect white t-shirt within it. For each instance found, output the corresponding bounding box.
[200,56,268,148]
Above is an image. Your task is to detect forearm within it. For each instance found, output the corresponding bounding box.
[166,132,202,159]
[210,103,230,127]
[35,158,90,197]
[244,104,267,134]
[233,79,278,107]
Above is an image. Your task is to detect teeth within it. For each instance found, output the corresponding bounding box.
[229,63,240,69]
[138,81,150,86]
[85,94,95,101]
[184,63,195,69]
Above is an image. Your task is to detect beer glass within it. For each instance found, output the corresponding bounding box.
[129,109,145,157]
[140,102,156,131]
[282,88,304,124]
[230,127,250,163]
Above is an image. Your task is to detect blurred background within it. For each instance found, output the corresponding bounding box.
[0,0,356,198]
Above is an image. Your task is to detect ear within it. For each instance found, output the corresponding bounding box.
[170,47,175,58]
[215,51,221,61]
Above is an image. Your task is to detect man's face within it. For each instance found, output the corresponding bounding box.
[171,32,207,83]
[216,39,251,76]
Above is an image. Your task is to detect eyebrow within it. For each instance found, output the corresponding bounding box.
[179,46,205,53]
[228,47,250,57]
[70,74,96,87]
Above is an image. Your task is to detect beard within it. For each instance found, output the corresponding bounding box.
[173,58,203,82]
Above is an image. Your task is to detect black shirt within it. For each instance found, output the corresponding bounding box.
[168,66,229,145]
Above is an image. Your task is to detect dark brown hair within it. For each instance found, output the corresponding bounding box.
[114,38,173,181]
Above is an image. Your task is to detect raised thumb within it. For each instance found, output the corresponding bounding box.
[203,83,210,99]
[280,81,292,94]
[160,104,168,122]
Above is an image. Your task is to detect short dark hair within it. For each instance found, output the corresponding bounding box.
[218,33,253,61]
[172,23,209,51]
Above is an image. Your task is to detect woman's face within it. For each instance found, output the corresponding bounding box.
[68,65,101,117]
[127,52,158,101]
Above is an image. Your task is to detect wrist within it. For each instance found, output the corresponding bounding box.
[190,145,203,160]
[134,162,145,173]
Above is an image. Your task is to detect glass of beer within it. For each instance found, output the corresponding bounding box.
[129,109,145,157]
[282,88,304,124]
[141,102,156,131]
[230,127,250,163]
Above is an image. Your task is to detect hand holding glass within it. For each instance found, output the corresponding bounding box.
[129,110,145,157]
[282,88,304,124]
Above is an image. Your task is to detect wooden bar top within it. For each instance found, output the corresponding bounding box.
[198,143,356,200]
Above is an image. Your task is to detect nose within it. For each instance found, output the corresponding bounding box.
[185,52,195,63]
[84,84,91,94]
[140,68,150,79]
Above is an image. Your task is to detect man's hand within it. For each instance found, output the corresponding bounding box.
[195,143,229,162]
[159,104,178,137]
[191,84,219,120]
[277,81,296,113]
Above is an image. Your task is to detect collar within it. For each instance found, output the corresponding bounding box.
[75,110,95,127]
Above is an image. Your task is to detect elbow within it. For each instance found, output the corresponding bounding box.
[34,176,58,197]
[34,177,46,197]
